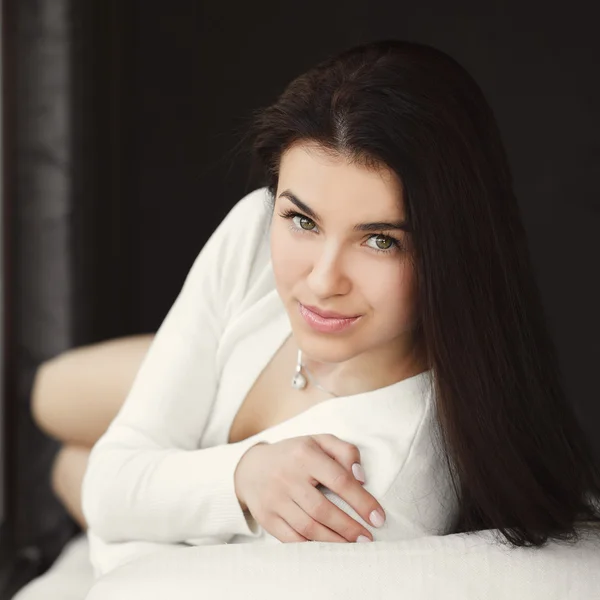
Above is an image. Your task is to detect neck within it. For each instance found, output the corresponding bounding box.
[299,337,428,397]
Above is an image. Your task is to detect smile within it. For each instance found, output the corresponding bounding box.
[298,303,362,334]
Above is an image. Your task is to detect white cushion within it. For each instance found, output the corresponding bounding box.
[84,529,600,600]
[12,534,93,600]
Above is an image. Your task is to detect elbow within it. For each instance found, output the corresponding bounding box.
[81,443,147,542]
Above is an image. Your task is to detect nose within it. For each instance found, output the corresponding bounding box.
[306,243,351,298]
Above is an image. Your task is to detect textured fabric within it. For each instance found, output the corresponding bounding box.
[81,186,456,580]
[84,528,600,600]
[12,528,600,600]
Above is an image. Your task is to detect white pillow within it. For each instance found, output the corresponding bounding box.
[84,529,600,600]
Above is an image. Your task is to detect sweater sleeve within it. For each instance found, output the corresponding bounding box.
[81,190,270,551]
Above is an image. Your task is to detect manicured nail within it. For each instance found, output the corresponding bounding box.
[352,463,365,483]
[370,510,385,528]
[356,535,372,543]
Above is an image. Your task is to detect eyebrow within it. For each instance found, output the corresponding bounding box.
[278,190,412,233]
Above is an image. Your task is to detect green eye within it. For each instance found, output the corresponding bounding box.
[364,234,399,254]
[374,235,393,249]
[297,216,316,231]
[278,209,319,234]
[280,208,401,255]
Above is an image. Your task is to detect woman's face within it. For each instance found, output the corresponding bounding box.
[270,141,419,368]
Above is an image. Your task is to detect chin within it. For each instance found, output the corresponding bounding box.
[294,331,363,364]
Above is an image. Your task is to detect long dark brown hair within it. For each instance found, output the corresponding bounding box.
[236,39,600,547]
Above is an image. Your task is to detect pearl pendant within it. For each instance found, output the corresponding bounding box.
[291,371,307,390]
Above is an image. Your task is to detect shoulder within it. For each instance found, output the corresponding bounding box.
[176,186,273,311]
[218,186,272,235]
[220,185,273,279]
[188,186,272,269]
[207,186,272,263]
[192,187,274,324]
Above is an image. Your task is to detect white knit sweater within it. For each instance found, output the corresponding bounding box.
[81,187,457,580]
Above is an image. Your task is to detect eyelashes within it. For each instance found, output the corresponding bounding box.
[277,208,404,255]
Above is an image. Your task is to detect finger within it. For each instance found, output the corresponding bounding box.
[282,495,348,543]
[266,515,309,544]
[290,482,373,543]
[307,452,386,530]
[310,434,363,478]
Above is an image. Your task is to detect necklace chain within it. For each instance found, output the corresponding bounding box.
[303,363,339,397]
[293,349,339,397]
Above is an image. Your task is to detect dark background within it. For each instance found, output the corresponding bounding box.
[1,0,598,596]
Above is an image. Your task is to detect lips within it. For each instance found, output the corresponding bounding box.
[298,303,362,334]
[302,304,360,320]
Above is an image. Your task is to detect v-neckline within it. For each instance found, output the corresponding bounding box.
[222,292,434,445]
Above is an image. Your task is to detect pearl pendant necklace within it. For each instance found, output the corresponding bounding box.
[291,349,339,397]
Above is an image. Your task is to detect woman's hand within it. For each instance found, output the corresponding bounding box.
[234,434,386,543]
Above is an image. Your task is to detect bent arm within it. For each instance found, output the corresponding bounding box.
[81,190,270,553]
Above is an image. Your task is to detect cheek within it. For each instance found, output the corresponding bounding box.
[362,262,417,322]
[270,224,302,290]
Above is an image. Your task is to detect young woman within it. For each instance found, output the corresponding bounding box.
[34,39,600,581]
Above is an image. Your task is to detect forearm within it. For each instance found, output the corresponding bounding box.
[82,433,267,543]
[82,190,271,577]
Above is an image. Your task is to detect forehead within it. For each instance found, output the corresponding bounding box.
[278,143,404,215]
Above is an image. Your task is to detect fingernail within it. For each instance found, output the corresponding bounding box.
[369,509,385,528]
[356,535,372,543]
[352,463,365,483]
